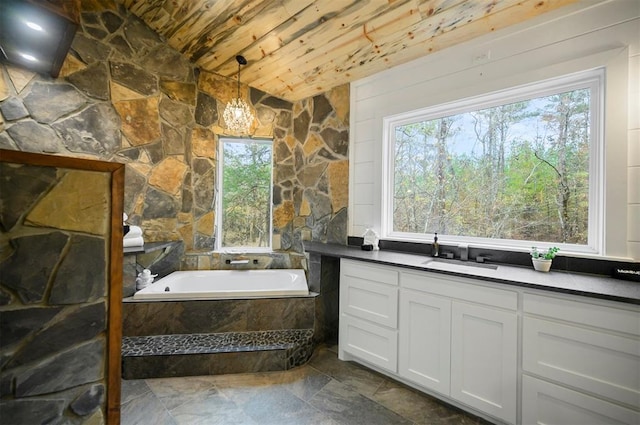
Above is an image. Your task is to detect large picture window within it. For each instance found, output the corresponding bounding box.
[217,138,273,250]
[383,69,603,252]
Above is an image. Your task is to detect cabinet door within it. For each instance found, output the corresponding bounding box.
[399,289,451,395]
[522,375,640,425]
[451,302,517,424]
[340,314,398,372]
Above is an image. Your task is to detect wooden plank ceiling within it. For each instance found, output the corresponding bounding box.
[117,0,578,102]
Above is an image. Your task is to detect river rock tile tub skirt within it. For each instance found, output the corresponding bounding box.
[122,329,314,379]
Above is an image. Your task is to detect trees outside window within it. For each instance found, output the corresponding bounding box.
[386,70,602,250]
[218,138,273,250]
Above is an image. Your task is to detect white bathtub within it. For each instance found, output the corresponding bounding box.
[132,269,309,300]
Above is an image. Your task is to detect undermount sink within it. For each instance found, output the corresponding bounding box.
[422,258,499,270]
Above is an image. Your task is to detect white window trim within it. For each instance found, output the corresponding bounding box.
[215,137,274,253]
[381,69,605,256]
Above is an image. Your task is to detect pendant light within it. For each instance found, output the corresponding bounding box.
[223,55,254,135]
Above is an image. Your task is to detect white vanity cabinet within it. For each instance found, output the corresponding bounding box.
[339,259,518,424]
[337,258,639,425]
[400,271,518,424]
[521,292,640,425]
[339,259,399,372]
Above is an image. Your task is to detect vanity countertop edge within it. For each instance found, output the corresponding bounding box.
[304,241,640,305]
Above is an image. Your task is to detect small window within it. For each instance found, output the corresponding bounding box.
[383,69,603,253]
[217,138,273,250]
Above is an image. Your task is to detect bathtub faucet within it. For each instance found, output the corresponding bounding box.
[225,259,259,265]
[230,259,249,265]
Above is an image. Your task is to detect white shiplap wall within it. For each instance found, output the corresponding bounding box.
[349,0,640,260]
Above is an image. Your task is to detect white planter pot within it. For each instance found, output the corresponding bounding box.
[532,258,552,272]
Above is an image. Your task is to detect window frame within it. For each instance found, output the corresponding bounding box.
[381,68,605,255]
[215,137,274,252]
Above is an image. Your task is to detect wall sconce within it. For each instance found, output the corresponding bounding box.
[223,55,254,135]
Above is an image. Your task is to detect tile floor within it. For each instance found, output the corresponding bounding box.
[121,345,488,425]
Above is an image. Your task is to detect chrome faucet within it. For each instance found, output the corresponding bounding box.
[229,259,249,265]
[458,243,469,261]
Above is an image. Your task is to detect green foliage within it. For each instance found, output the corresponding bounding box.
[392,88,591,245]
[531,246,560,260]
[221,140,272,248]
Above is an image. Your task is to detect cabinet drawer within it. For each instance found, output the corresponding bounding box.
[341,259,399,286]
[341,275,398,328]
[523,293,640,336]
[523,316,640,408]
[339,314,398,373]
[401,270,517,311]
[522,375,640,425]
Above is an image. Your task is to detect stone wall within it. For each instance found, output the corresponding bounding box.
[123,241,184,297]
[0,162,111,424]
[0,0,349,269]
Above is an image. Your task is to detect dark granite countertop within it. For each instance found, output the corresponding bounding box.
[304,242,640,305]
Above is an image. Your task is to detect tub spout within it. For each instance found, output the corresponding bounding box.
[229,259,249,265]
[225,259,259,265]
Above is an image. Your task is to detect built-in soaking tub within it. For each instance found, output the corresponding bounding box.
[132,269,309,300]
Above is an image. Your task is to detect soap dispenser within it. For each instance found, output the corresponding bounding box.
[432,233,439,257]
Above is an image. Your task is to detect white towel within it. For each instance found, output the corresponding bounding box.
[123,236,144,247]
[124,226,143,238]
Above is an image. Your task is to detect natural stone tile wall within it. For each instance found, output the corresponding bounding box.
[181,250,307,272]
[0,163,110,424]
[123,241,184,297]
[0,0,349,268]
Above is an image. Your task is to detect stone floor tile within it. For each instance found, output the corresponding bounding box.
[326,344,338,353]
[145,375,219,410]
[309,379,413,425]
[208,365,332,403]
[370,379,462,424]
[121,390,177,425]
[308,347,384,397]
[168,392,258,425]
[275,364,332,401]
[225,385,340,425]
[121,346,474,425]
[120,379,153,404]
[207,370,289,391]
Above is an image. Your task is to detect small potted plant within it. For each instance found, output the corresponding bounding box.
[530,246,559,272]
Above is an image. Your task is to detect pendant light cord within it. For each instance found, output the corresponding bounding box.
[234,55,247,99]
[236,61,241,98]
